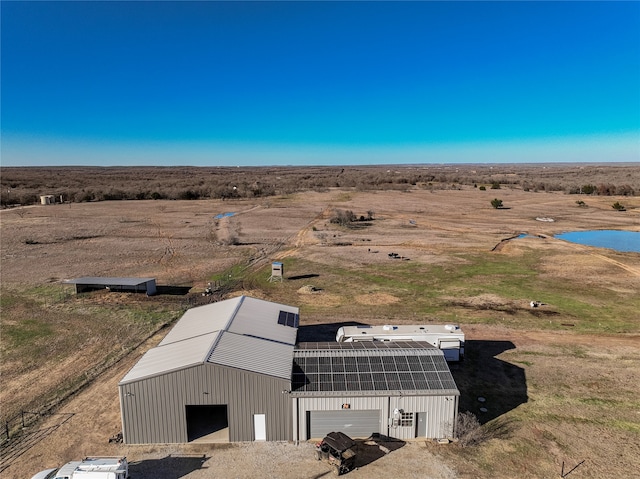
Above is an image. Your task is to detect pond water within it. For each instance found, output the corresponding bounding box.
[554,230,640,253]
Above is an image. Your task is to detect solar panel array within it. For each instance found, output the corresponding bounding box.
[277,310,299,328]
[291,343,458,393]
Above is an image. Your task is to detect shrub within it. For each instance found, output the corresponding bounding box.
[329,209,357,226]
[490,182,501,189]
[455,412,513,447]
[491,198,503,209]
[456,412,486,447]
[479,185,486,191]
[612,202,626,211]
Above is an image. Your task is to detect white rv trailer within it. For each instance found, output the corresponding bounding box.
[336,324,465,362]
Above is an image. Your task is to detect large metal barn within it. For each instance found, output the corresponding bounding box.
[119,296,300,444]
[119,296,459,444]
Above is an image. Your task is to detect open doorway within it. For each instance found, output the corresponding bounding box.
[186,405,229,442]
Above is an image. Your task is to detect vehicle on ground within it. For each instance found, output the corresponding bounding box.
[336,324,465,361]
[315,431,357,476]
[29,469,58,479]
[30,457,128,479]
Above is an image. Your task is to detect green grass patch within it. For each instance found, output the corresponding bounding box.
[3,318,54,347]
[267,251,639,333]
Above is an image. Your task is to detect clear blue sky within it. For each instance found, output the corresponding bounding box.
[2,1,639,166]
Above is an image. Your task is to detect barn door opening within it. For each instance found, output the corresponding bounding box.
[186,405,228,442]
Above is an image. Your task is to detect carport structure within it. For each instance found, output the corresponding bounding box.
[63,276,157,295]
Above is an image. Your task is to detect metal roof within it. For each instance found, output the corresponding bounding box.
[291,341,459,397]
[208,331,294,380]
[159,297,240,346]
[227,296,299,346]
[120,296,299,385]
[120,332,222,384]
[63,277,155,285]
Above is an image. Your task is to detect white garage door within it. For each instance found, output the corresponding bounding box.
[309,410,381,439]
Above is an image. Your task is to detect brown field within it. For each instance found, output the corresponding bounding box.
[1,165,639,479]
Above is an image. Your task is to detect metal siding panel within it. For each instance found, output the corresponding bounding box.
[388,395,455,440]
[122,363,292,444]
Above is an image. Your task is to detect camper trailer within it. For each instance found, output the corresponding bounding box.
[336,324,465,361]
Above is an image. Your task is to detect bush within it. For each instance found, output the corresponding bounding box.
[456,412,512,447]
[612,202,626,211]
[479,185,486,191]
[329,209,357,226]
[456,412,486,447]
[490,182,501,189]
[491,198,503,209]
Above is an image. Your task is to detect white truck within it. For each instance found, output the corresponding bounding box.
[336,324,465,361]
[30,457,129,479]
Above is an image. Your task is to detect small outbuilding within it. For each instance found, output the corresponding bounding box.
[291,341,459,441]
[63,277,157,295]
[40,195,55,205]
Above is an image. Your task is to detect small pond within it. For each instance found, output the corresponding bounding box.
[554,230,640,253]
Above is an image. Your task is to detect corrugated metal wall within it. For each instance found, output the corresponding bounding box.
[120,363,291,444]
[293,394,458,441]
[389,395,458,439]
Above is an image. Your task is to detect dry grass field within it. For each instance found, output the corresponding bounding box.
[1,165,639,479]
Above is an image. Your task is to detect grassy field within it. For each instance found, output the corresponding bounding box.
[1,178,639,478]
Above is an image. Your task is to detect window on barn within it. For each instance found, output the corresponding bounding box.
[400,412,413,427]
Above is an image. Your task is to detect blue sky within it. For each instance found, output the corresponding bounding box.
[1,1,639,166]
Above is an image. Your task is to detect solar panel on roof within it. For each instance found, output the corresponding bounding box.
[277,310,299,328]
[318,363,331,373]
[331,357,343,369]
[319,381,333,391]
[345,373,359,384]
[419,356,436,371]
[346,379,361,391]
[432,356,449,371]
[367,357,382,371]
[344,358,358,372]
[355,357,371,373]
[440,377,457,389]
[394,356,410,371]
[381,357,396,371]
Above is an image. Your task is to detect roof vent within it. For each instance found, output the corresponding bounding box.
[444,324,459,331]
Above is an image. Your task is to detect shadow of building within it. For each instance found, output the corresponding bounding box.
[128,454,209,479]
[449,340,527,423]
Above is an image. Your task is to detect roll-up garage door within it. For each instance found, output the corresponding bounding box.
[309,410,381,439]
